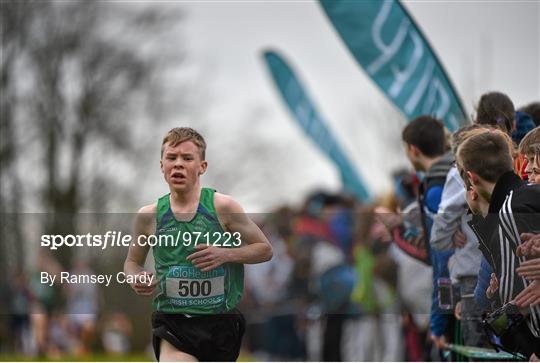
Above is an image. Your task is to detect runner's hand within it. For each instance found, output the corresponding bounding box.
[187,244,230,272]
[130,271,158,296]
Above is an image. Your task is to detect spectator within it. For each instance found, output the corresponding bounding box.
[474,91,515,135]
[513,112,537,145]
[342,206,402,361]
[431,124,489,347]
[101,312,133,355]
[513,130,540,311]
[472,91,536,181]
[9,272,33,355]
[402,115,454,352]
[66,258,99,357]
[519,102,540,127]
[385,171,430,265]
[244,217,302,361]
[457,128,540,357]
[476,128,540,313]
[518,127,540,184]
[47,310,76,358]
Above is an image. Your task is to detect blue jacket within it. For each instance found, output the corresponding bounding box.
[512,111,536,144]
[474,257,495,311]
[430,247,453,336]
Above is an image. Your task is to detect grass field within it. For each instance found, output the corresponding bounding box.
[0,351,257,362]
[0,353,152,362]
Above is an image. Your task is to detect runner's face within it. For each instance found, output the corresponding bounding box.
[160,140,207,191]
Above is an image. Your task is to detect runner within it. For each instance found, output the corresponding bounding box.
[124,127,273,361]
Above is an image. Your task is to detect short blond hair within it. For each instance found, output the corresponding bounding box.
[161,127,206,159]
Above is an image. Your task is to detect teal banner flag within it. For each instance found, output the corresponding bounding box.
[319,0,468,131]
[263,50,371,202]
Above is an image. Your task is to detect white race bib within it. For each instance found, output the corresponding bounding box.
[165,266,225,303]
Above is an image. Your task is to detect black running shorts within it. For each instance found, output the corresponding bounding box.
[152,309,245,361]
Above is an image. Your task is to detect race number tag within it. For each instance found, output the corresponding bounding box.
[165,265,225,306]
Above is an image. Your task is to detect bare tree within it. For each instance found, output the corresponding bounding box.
[1,0,186,268]
[0,0,34,277]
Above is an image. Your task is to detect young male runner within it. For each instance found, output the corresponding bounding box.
[124,127,273,361]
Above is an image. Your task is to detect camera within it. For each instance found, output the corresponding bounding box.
[483,303,524,337]
[483,303,540,358]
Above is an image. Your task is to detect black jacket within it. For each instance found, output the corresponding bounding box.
[469,171,540,337]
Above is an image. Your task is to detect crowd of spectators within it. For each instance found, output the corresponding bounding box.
[1,256,134,359]
[2,95,540,361]
[240,95,540,361]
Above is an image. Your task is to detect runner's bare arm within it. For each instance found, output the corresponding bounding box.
[187,194,272,271]
[217,194,273,263]
[124,203,158,295]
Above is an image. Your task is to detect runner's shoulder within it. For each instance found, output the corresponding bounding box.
[214,192,244,214]
[136,203,157,227]
[138,202,157,214]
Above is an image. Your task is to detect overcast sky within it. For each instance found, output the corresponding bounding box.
[140,0,540,211]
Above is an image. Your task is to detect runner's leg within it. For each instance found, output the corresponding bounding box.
[159,339,198,362]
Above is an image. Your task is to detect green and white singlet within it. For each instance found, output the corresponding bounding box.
[152,188,244,314]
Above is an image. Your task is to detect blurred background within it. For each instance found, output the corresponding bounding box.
[0,0,538,361]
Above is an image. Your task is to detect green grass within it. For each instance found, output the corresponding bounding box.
[0,353,152,362]
[1,350,258,361]
[1,351,259,362]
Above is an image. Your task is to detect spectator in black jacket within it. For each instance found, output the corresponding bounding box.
[456,128,540,357]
